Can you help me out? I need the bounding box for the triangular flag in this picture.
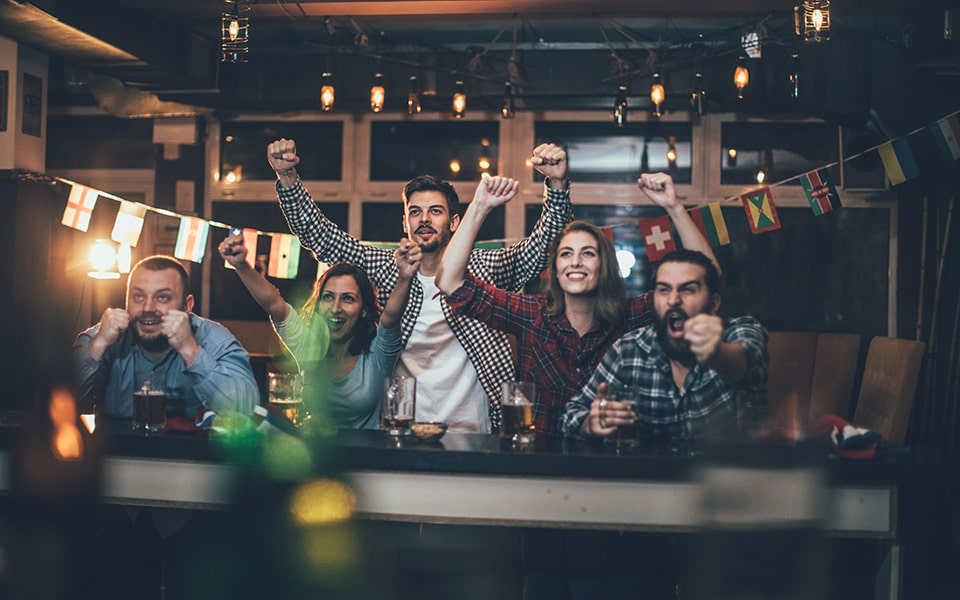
[741,186,781,234]
[174,216,210,263]
[268,233,301,279]
[931,113,960,162]
[799,168,842,216]
[61,183,99,232]
[689,203,730,247]
[638,215,676,262]
[601,225,614,244]
[223,227,258,270]
[111,201,147,246]
[878,139,920,186]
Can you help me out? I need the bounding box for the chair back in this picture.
[853,336,925,444]
[766,332,818,434]
[808,333,862,423]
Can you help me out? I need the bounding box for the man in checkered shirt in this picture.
[268,139,573,432]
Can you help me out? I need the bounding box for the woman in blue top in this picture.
[219,234,421,428]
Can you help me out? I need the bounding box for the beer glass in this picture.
[133,372,166,434]
[382,375,416,436]
[600,384,640,449]
[501,380,536,445]
[267,371,305,427]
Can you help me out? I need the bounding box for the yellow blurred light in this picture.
[290,479,356,525]
[370,73,385,113]
[478,157,491,170]
[49,386,83,460]
[449,159,462,174]
[320,72,335,111]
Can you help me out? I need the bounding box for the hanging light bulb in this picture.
[407,76,421,115]
[733,57,750,99]
[613,84,628,127]
[789,53,801,100]
[649,73,665,118]
[320,72,335,111]
[666,136,678,167]
[88,239,121,280]
[370,72,385,113]
[501,82,515,119]
[690,71,706,116]
[220,0,250,63]
[798,1,831,42]
[452,80,467,118]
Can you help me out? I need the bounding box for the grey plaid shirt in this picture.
[277,178,574,428]
[560,316,769,439]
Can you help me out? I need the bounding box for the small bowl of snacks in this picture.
[410,421,448,442]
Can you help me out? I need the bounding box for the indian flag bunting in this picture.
[111,201,147,246]
[689,203,730,246]
[61,183,99,231]
[174,216,209,263]
[268,234,301,279]
[638,215,676,261]
[931,113,960,162]
[799,168,842,216]
[878,139,920,186]
[741,186,781,234]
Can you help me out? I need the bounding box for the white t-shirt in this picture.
[395,273,490,433]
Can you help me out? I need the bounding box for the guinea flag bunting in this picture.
[268,233,301,279]
[111,201,147,246]
[638,214,676,261]
[174,216,210,263]
[741,186,781,234]
[799,168,842,216]
[61,183,100,231]
[930,113,960,162]
[878,138,920,186]
[689,203,730,246]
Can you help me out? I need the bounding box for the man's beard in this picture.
[413,226,446,253]
[130,313,170,353]
[655,307,695,364]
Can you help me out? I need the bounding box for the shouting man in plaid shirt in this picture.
[267,139,572,432]
[561,248,768,441]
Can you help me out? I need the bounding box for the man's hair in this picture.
[656,249,721,296]
[301,262,380,356]
[130,255,190,299]
[402,175,461,217]
[542,220,626,327]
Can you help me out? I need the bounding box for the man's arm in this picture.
[637,172,721,276]
[437,175,519,295]
[268,138,391,276]
[186,318,260,415]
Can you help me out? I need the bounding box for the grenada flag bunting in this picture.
[268,233,301,279]
[741,186,781,235]
[111,201,147,246]
[61,183,99,232]
[638,215,676,261]
[174,216,210,263]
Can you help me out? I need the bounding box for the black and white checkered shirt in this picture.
[277,179,574,428]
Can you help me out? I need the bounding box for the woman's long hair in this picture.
[542,221,626,327]
[301,262,381,356]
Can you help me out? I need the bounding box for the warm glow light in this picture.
[49,387,83,461]
[728,148,738,159]
[290,479,357,525]
[800,1,831,42]
[755,169,767,184]
[452,81,466,118]
[478,157,491,170]
[650,73,665,117]
[370,73,385,113]
[88,239,119,280]
[734,59,750,99]
[449,159,462,174]
[320,72,335,111]
[501,82,515,119]
[666,147,677,164]
[228,18,240,41]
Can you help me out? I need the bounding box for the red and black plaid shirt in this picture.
[446,273,654,437]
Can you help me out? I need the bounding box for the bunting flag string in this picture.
[37,109,959,268]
